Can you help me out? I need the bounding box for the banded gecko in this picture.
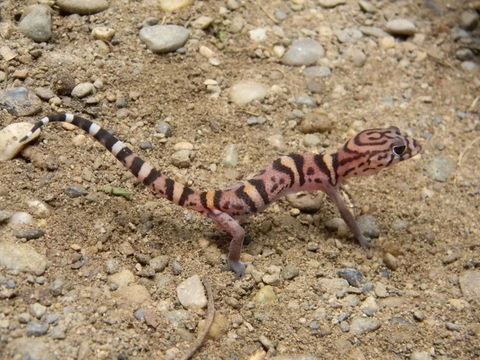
[21,114,421,279]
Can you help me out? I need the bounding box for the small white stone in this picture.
[273,45,285,58]
[223,144,238,168]
[176,275,207,309]
[72,134,87,147]
[199,45,216,58]
[192,16,213,30]
[249,28,267,42]
[9,212,34,226]
[57,0,109,15]
[30,303,47,319]
[0,122,40,161]
[139,25,189,53]
[71,82,94,98]
[386,18,416,36]
[173,142,193,151]
[229,80,267,106]
[27,200,51,218]
[158,0,193,11]
[92,26,115,41]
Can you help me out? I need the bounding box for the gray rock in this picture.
[50,278,65,296]
[0,87,42,116]
[282,39,325,66]
[303,66,331,78]
[337,268,364,287]
[26,321,49,336]
[410,351,432,360]
[15,229,45,240]
[5,338,52,360]
[19,5,52,42]
[425,156,456,182]
[385,19,417,36]
[286,193,323,213]
[170,259,183,275]
[71,82,94,98]
[461,61,478,72]
[149,255,169,272]
[359,26,390,38]
[0,241,47,275]
[350,316,381,335]
[459,270,480,300]
[358,0,376,13]
[229,80,267,105]
[64,185,88,198]
[336,28,363,43]
[318,0,346,8]
[283,265,299,280]
[459,10,479,30]
[9,212,34,226]
[303,134,321,147]
[57,0,109,15]
[45,314,59,324]
[139,25,189,53]
[171,149,193,168]
[357,214,380,238]
[346,48,367,67]
[456,48,474,61]
[318,278,349,295]
[30,303,47,319]
[247,116,266,125]
[296,95,316,107]
[155,121,172,137]
[105,259,119,274]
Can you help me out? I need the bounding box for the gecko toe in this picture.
[224,261,250,281]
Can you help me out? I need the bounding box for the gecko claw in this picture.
[223,261,251,281]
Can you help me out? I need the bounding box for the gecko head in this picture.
[338,126,422,179]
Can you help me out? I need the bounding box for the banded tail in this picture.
[21,114,203,212]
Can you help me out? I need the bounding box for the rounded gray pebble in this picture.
[19,5,52,42]
[155,122,172,137]
[357,214,380,238]
[139,25,190,53]
[282,39,325,66]
[303,66,331,78]
[0,87,42,116]
[64,186,88,198]
[385,19,417,36]
[425,156,456,182]
[57,0,109,15]
[26,321,49,336]
[15,229,45,240]
[337,268,364,287]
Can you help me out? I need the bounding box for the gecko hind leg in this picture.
[208,210,250,280]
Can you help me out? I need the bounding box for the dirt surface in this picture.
[1,0,479,359]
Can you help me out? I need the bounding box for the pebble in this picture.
[56,0,109,15]
[412,310,425,322]
[149,255,169,272]
[346,48,367,67]
[336,28,363,43]
[349,316,381,335]
[247,116,266,125]
[383,252,400,271]
[303,134,321,147]
[296,95,316,107]
[303,66,331,78]
[360,26,390,38]
[92,26,115,41]
[104,259,119,274]
[283,265,299,280]
[71,82,94,98]
[8,212,34,226]
[223,144,239,167]
[461,61,478,72]
[176,275,207,309]
[27,200,51,218]
[15,229,45,240]
[0,241,47,275]
[171,150,193,168]
[0,122,40,161]
[0,87,42,116]
[108,269,134,289]
[5,339,52,360]
[337,268,364,287]
[425,156,456,182]
[114,284,151,307]
[249,28,268,42]
[155,121,172,137]
[286,193,323,213]
[262,265,282,285]
[139,25,189,53]
[192,16,214,30]
[158,0,193,11]
[360,296,379,316]
[26,321,49,336]
[50,279,64,296]
[358,0,376,13]
[229,80,267,105]
[0,210,12,223]
[298,112,333,133]
[459,10,479,31]
[456,48,474,61]
[317,278,349,295]
[318,0,346,8]
[267,134,286,151]
[459,270,480,300]
[324,217,349,238]
[30,303,47,319]
[253,285,276,304]
[45,314,59,324]
[282,39,325,66]
[385,19,417,36]
[410,351,432,360]
[357,214,379,238]
[64,185,88,198]
[198,313,229,340]
[19,5,52,42]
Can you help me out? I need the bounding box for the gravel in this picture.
[139,25,190,53]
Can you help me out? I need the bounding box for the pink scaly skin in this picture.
[21,114,422,279]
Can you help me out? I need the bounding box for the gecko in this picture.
[20,114,422,279]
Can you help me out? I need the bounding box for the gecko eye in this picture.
[392,145,406,156]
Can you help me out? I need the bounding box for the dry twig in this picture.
[179,276,215,360]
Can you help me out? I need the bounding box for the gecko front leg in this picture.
[208,210,248,279]
[325,186,371,249]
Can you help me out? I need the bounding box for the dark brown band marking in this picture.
[165,178,175,201]
[143,168,161,186]
[200,192,208,209]
[272,158,295,187]
[235,185,257,213]
[130,157,144,177]
[288,154,305,186]
[116,147,133,163]
[248,179,269,205]
[178,186,194,206]
[213,190,223,210]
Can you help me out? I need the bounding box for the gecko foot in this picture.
[358,235,373,249]
[223,261,251,281]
